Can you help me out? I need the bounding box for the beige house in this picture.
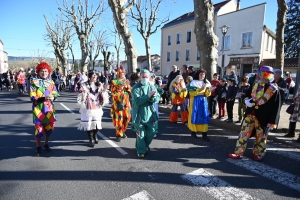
[160,0,237,76]
[0,40,9,74]
[121,54,161,74]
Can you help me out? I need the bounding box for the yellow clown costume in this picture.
[168,75,188,124]
[110,65,132,141]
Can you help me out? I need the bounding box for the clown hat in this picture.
[117,65,125,74]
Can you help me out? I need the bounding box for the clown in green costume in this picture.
[131,69,161,158]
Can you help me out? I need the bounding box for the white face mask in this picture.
[141,78,149,85]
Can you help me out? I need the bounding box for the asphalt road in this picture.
[0,89,299,200]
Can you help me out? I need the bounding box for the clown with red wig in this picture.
[30,62,58,156]
[229,66,280,161]
[110,65,132,142]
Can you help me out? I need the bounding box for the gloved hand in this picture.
[148,90,156,98]
[244,99,252,107]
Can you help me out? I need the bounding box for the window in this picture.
[167,51,171,62]
[224,35,230,50]
[196,50,200,61]
[270,38,273,53]
[176,50,180,62]
[185,49,191,61]
[186,30,191,43]
[242,32,253,48]
[168,35,172,46]
[176,33,181,44]
[266,35,269,51]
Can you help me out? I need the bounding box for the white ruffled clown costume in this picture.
[77,75,109,147]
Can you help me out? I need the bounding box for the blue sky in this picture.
[1,0,278,60]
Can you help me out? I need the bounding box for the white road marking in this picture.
[123,190,155,200]
[97,131,128,155]
[60,103,75,114]
[182,168,259,200]
[267,144,300,161]
[227,157,300,192]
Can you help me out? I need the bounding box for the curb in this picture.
[158,105,300,148]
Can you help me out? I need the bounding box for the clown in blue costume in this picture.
[187,69,216,141]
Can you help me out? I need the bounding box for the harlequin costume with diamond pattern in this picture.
[30,63,58,139]
[110,65,132,138]
[229,66,280,161]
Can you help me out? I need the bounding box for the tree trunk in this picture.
[145,39,152,71]
[108,0,138,76]
[193,0,219,80]
[79,37,89,72]
[275,0,288,71]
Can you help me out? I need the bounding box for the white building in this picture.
[217,3,276,76]
[160,1,276,77]
[0,40,8,74]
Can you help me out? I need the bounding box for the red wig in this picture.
[36,62,52,74]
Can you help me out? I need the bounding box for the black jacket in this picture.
[216,84,227,102]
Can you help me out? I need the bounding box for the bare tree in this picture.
[101,45,111,72]
[131,0,170,71]
[44,14,73,75]
[111,20,123,69]
[57,0,105,72]
[276,0,288,71]
[108,0,138,75]
[91,30,108,70]
[193,0,219,80]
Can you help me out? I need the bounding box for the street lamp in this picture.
[220,25,230,77]
[89,41,95,71]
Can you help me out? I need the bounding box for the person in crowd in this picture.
[226,78,238,123]
[74,72,81,92]
[184,76,193,113]
[228,66,280,161]
[30,62,59,156]
[285,72,292,103]
[149,73,163,137]
[51,68,62,94]
[166,65,180,90]
[98,71,108,84]
[235,77,250,124]
[187,69,215,141]
[110,65,132,142]
[181,64,189,83]
[29,69,37,84]
[131,69,161,158]
[188,66,197,80]
[0,73,3,91]
[2,71,10,91]
[77,71,109,147]
[272,69,287,132]
[130,68,141,86]
[15,68,26,94]
[208,73,220,118]
[155,76,162,87]
[109,69,116,84]
[25,68,32,93]
[215,78,227,119]
[229,70,238,86]
[284,86,300,141]
[168,75,188,124]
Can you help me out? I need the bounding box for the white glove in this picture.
[244,99,252,107]
[148,90,156,98]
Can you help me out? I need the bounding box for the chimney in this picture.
[236,0,240,11]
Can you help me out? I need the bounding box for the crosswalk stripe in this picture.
[227,157,300,192]
[123,190,155,200]
[182,168,259,200]
[267,144,300,161]
[97,131,128,155]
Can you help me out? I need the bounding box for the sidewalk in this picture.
[158,100,300,148]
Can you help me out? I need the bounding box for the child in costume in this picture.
[77,71,109,147]
[168,75,188,124]
[30,62,58,156]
